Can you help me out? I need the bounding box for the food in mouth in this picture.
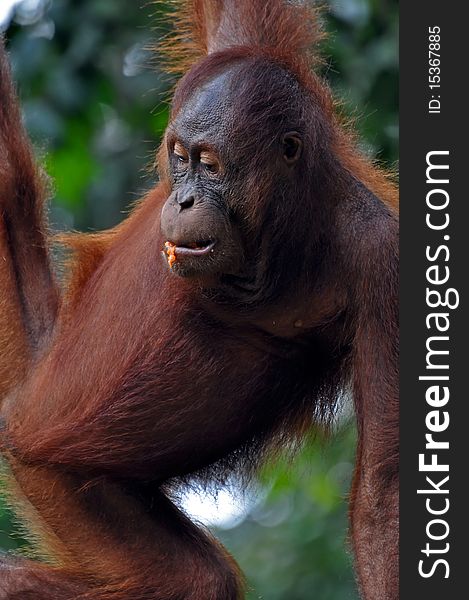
[164,240,215,269]
[164,241,177,268]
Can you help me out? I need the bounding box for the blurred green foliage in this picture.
[220,427,359,600]
[1,1,397,598]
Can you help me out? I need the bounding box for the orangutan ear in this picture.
[282,132,303,166]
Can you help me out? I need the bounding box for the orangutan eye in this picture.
[200,150,220,176]
[173,141,189,169]
[202,161,218,174]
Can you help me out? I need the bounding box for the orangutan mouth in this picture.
[163,240,215,268]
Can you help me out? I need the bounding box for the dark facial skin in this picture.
[160,68,302,279]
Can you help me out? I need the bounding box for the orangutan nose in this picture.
[177,192,195,210]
